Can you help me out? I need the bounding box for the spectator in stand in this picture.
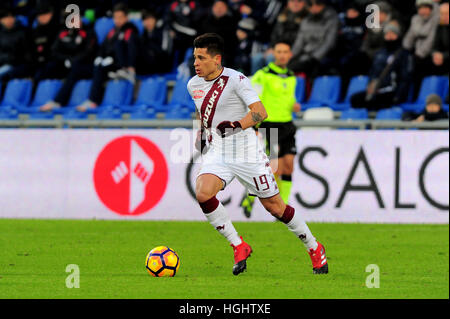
[136,9,173,76]
[271,0,309,47]
[350,21,413,111]
[431,2,449,74]
[361,1,393,63]
[251,0,309,75]
[336,2,367,90]
[0,8,32,84]
[233,17,258,75]
[288,0,339,78]
[403,0,440,98]
[76,3,139,112]
[38,18,98,111]
[167,0,203,66]
[32,3,60,86]
[414,93,449,121]
[200,0,239,66]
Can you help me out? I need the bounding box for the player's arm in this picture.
[239,101,268,130]
[216,101,267,137]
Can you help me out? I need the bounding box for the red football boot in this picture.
[231,237,252,275]
[308,242,328,274]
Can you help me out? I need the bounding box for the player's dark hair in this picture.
[273,39,292,49]
[113,2,129,15]
[193,33,225,57]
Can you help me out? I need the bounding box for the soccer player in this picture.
[240,40,300,217]
[188,33,328,275]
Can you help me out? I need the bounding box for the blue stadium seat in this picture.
[0,108,19,120]
[375,107,403,120]
[94,17,114,44]
[301,76,341,110]
[15,15,29,27]
[28,111,55,120]
[442,77,449,112]
[62,107,89,120]
[340,108,368,120]
[130,18,144,35]
[0,79,32,109]
[121,77,167,112]
[400,76,448,113]
[129,107,157,120]
[295,76,306,103]
[164,106,193,119]
[184,47,193,62]
[99,80,134,108]
[65,80,92,107]
[332,75,369,111]
[154,77,194,112]
[95,106,123,120]
[29,80,63,108]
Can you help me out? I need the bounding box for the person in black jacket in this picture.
[233,17,257,75]
[431,2,449,74]
[200,0,238,66]
[167,0,202,66]
[39,19,98,111]
[76,3,139,111]
[0,8,32,84]
[136,9,172,76]
[336,3,368,82]
[32,4,60,85]
[350,21,413,111]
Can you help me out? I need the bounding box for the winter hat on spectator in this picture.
[237,18,256,33]
[383,21,402,36]
[416,0,434,8]
[426,94,442,107]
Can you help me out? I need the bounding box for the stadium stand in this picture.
[399,76,449,113]
[332,75,369,111]
[93,79,134,111]
[120,76,167,112]
[301,76,341,110]
[340,108,369,121]
[0,1,447,128]
[0,79,32,109]
[94,17,114,44]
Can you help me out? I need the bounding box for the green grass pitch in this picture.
[0,219,448,299]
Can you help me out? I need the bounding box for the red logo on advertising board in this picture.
[93,136,168,216]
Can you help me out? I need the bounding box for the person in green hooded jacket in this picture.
[240,40,301,217]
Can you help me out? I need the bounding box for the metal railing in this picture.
[0,118,448,130]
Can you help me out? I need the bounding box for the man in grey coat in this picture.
[403,0,440,98]
[288,0,339,77]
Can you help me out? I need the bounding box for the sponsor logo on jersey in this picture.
[200,76,229,129]
[193,90,205,99]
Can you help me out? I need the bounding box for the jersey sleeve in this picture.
[250,70,264,96]
[186,79,193,98]
[235,73,261,107]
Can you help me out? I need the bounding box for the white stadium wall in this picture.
[0,129,448,224]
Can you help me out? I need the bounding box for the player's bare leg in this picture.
[240,156,282,218]
[259,194,328,274]
[196,174,252,275]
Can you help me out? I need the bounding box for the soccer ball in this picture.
[145,246,180,277]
